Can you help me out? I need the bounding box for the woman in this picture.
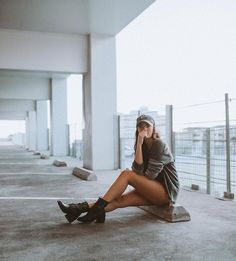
[58,114,179,224]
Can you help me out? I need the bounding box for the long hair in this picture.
[134,126,160,151]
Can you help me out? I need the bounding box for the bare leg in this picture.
[102,170,169,207]
[105,189,152,212]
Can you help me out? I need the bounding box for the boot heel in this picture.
[95,212,105,223]
[65,213,78,223]
[77,197,108,224]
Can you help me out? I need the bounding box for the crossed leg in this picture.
[101,170,170,212]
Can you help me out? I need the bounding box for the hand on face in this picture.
[137,129,148,145]
[137,125,153,145]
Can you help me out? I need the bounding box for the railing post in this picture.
[67,124,70,156]
[74,123,77,158]
[165,105,173,153]
[225,93,231,194]
[172,131,176,158]
[224,93,235,199]
[206,128,211,194]
[117,115,121,169]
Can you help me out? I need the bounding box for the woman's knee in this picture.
[120,170,136,183]
[119,170,132,179]
[120,169,130,174]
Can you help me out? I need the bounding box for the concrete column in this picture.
[83,34,117,170]
[12,133,25,146]
[25,116,30,149]
[50,78,68,156]
[28,111,37,151]
[36,100,49,151]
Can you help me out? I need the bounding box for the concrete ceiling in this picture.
[0,0,156,35]
[0,0,156,77]
[0,69,69,79]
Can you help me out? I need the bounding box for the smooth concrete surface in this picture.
[36,100,49,151]
[82,35,117,170]
[0,30,88,73]
[28,111,37,151]
[0,141,236,261]
[0,1,156,36]
[50,78,68,156]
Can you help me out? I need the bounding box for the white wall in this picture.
[0,99,35,111]
[0,76,50,100]
[0,29,88,73]
[0,112,26,120]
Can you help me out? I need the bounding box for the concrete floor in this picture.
[0,141,236,261]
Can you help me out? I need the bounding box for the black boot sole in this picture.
[78,211,105,224]
[65,213,78,223]
[95,211,105,223]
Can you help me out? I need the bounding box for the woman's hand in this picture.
[137,130,148,146]
[134,130,146,165]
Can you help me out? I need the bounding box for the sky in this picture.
[116,0,236,130]
[116,0,236,113]
[1,0,236,137]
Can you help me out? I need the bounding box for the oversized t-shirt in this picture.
[132,138,179,203]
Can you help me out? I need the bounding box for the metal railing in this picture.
[173,93,235,199]
[68,93,236,200]
[118,93,235,199]
[68,123,83,160]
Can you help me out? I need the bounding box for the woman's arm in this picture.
[131,130,147,174]
[134,142,143,165]
[144,139,165,179]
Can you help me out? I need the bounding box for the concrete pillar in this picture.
[25,116,30,149]
[36,100,49,151]
[28,111,37,150]
[50,78,68,156]
[12,133,25,146]
[83,34,117,170]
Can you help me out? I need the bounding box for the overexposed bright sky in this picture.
[1,0,236,137]
[116,0,236,131]
[0,120,25,138]
[116,0,236,113]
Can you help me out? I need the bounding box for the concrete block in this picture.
[139,204,191,223]
[53,160,67,167]
[40,154,50,159]
[191,184,199,190]
[72,167,97,181]
[224,192,234,200]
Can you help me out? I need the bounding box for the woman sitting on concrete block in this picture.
[57,114,179,224]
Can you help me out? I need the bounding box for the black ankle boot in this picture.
[57,200,89,223]
[77,197,109,224]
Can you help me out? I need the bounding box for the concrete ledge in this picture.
[191,184,199,190]
[224,192,234,200]
[33,151,41,155]
[72,167,97,181]
[40,154,50,159]
[139,204,191,223]
[53,160,67,167]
